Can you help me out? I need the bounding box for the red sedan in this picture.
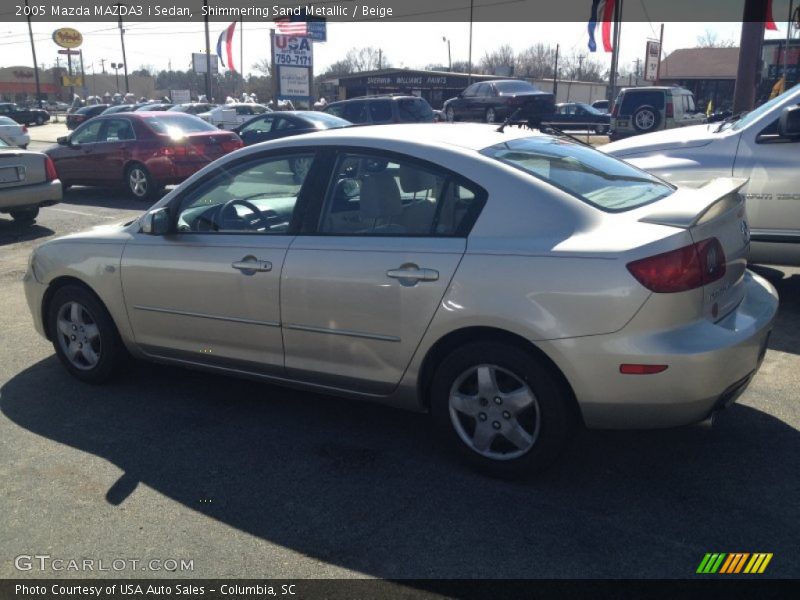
[47,112,243,200]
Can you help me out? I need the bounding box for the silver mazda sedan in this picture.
[23,124,778,478]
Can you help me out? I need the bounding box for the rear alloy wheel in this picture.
[633,106,660,133]
[485,107,497,124]
[431,341,573,478]
[35,115,45,126]
[446,106,456,122]
[9,207,39,224]
[48,285,125,383]
[126,164,155,201]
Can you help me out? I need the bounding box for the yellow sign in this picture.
[62,75,84,87]
[52,28,83,49]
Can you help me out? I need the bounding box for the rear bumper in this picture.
[0,180,61,211]
[541,270,778,429]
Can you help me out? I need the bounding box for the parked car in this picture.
[0,138,61,224]
[46,112,242,200]
[198,103,271,129]
[66,104,110,130]
[233,110,350,146]
[609,86,706,140]
[25,123,777,478]
[591,99,610,114]
[602,83,800,266]
[135,103,173,112]
[101,104,138,115]
[549,102,611,134]
[47,101,71,111]
[0,102,50,126]
[443,80,555,127]
[0,116,30,148]
[323,95,435,125]
[168,103,217,115]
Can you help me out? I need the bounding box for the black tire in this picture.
[632,105,660,133]
[125,163,156,201]
[445,106,456,122]
[35,115,45,126]
[20,144,28,150]
[485,107,497,124]
[9,206,39,224]
[430,341,574,479]
[47,284,126,383]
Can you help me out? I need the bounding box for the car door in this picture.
[50,118,105,184]
[732,113,800,238]
[458,84,480,119]
[90,117,136,184]
[120,149,319,374]
[280,149,484,394]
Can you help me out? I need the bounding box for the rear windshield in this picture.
[397,98,434,122]
[618,90,665,116]
[300,112,350,128]
[481,137,674,212]
[142,114,218,135]
[495,81,538,94]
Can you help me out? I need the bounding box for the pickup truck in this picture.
[602,84,800,266]
[0,102,51,126]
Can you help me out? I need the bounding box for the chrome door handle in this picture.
[386,265,439,285]
[231,256,272,273]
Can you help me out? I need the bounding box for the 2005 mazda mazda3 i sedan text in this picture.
[23,123,778,478]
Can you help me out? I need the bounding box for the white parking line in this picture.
[48,207,114,218]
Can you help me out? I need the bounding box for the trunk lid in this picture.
[0,150,46,189]
[640,178,750,321]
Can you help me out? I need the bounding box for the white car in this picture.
[0,115,31,148]
[602,84,800,266]
[23,124,776,478]
[197,103,271,130]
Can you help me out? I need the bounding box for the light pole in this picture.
[111,62,123,92]
[443,36,452,71]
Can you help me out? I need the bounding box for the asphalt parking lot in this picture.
[0,127,798,581]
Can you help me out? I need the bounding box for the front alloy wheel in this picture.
[446,106,455,122]
[127,165,153,200]
[55,301,102,371]
[485,107,497,123]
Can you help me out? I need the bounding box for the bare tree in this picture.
[480,44,515,75]
[515,44,557,79]
[696,29,737,48]
[345,47,389,72]
[251,58,272,77]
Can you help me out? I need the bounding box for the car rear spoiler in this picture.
[638,178,748,229]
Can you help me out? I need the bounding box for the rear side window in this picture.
[368,100,393,123]
[481,137,674,212]
[397,98,434,122]
[342,101,368,123]
[619,91,665,116]
[494,81,538,94]
[143,115,218,135]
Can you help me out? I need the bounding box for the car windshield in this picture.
[143,115,218,136]
[299,112,350,128]
[578,103,603,115]
[495,81,537,93]
[729,84,800,131]
[481,136,674,212]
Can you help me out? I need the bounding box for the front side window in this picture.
[342,101,368,123]
[175,153,315,234]
[102,119,135,142]
[481,137,674,212]
[318,152,482,236]
[369,100,393,122]
[72,120,104,144]
[240,116,274,134]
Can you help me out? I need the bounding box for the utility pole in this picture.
[443,36,452,71]
[655,23,664,84]
[117,3,129,93]
[783,0,795,89]
[608,0,624,102]
[467,0,474,85]
[99,58,107,74]
[634,57,641,85]
[25,0,43,107]
[553,43,560,99]
[203,0,212,100]
[577,54,585,81]
[733,0,769,112]
[378,48,382,70]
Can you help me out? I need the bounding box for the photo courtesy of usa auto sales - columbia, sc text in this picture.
[19,3,394,18]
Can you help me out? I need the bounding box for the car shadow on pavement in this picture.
[0,219,54,247]
[750,264,800,356]
[61,186,169,210]
[2,356,799,579]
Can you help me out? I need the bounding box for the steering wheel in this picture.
[220,198,269,231]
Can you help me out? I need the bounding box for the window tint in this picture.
[102,119,135,141]
[494,81,538,94]
[397,98,434,122]
[176,153,314,234]
[475,83,490,97]
[274,117,299,131]
[252,105,268,115]
[240,115,274,134]
[342,101,369,123]
[462,84,480,97]
[619,91,665,115]
[369,100,393,122]
[481,137,673,212]
[324,104,345,118]
[235,106,252,115]
[71,120,104,144]
[319,153,479,236]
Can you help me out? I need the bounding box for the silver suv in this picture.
[610,86,706,140]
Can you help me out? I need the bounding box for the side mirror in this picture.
[57,136,70,146]
[141,207,170,235]
[778,106,800,139]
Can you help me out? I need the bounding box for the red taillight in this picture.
[666,101,674,118]
[159,144,187,158]
[22,125,28,133]
[620,364,668,375]
[44,155,58,181]
[610,102,619,117]
[221,138,243,153]
[626,238,726,293]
